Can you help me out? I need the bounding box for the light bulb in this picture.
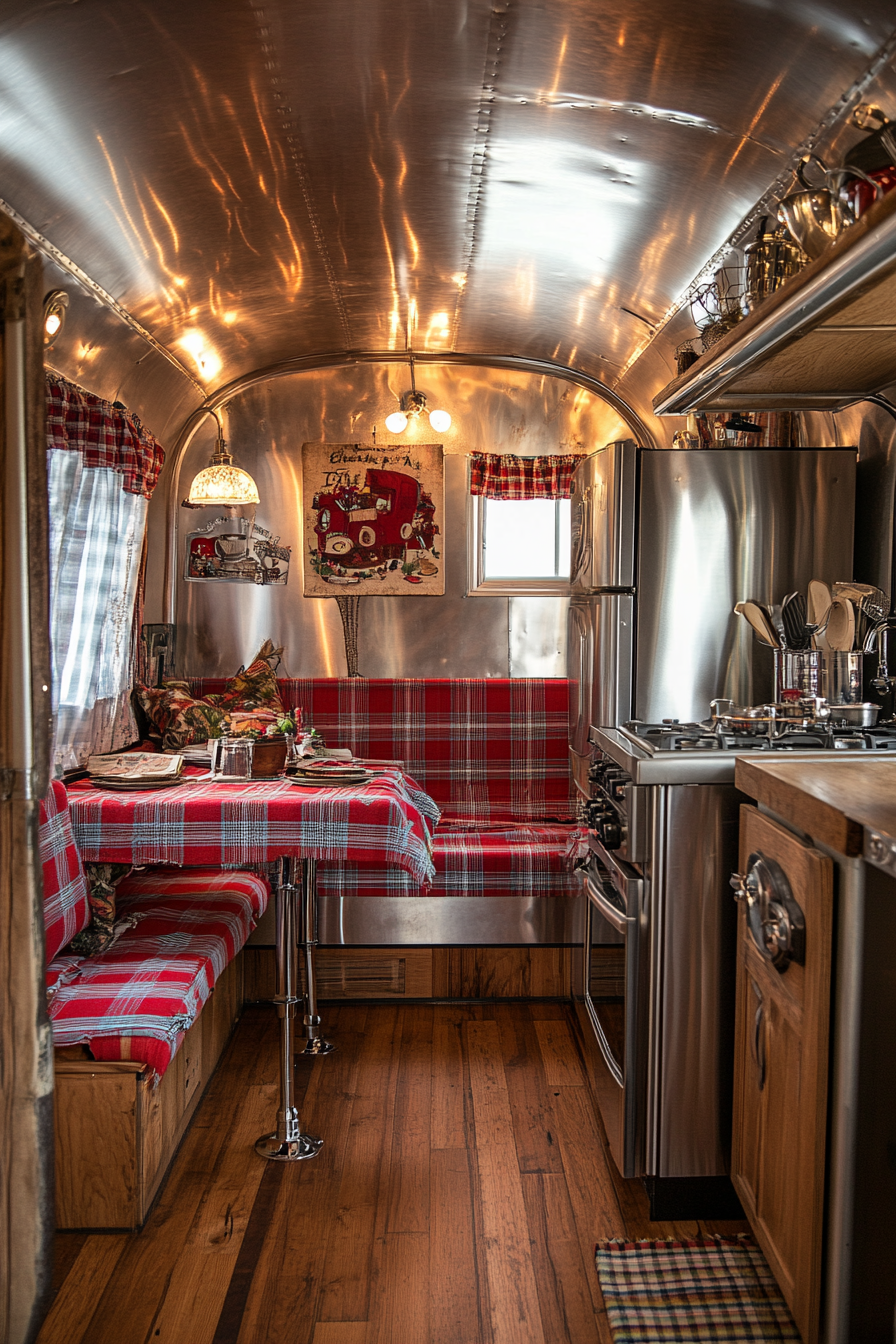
[429,409,451,433]
[385,411,408,433]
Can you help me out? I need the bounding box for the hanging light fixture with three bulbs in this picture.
[181,408,260,508]
[384,358,452,435]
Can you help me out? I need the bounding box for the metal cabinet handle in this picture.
[750,976,766,1092]
[731,852,806,970]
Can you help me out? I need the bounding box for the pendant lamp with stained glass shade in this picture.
[182,410,259,508]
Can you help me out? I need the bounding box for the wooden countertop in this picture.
[734,758,896,858]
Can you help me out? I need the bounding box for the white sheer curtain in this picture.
[48,451,148,771]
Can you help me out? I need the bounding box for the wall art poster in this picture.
[303,442,444,595]
[184,516,291,585]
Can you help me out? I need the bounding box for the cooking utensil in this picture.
[782,591,810,649]
[832,582,888,646]
[807,579,833,652]
[843,104,896,216]
[777,154,881,259]
[826,702,880,728]
[825,596,856,652]
[735,601,780,647]
[714,705,778,736]
[774,649,822,700]
[743,216,806,311]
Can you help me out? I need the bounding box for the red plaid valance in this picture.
[46,372,166,499]
[468,451,583,500]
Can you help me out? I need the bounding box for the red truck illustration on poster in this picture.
[302,443,444,595]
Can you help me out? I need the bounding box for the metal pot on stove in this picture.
[710,696,830,736]
[710,700,779,735]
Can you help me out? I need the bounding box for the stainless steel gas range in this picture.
[576,718,896,1220]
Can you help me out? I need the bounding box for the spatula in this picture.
[782,592,810,649]
[807,579,832,652]
[825,596,856,652]
[734,601,780,647]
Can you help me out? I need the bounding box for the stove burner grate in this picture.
[626,719,896,753]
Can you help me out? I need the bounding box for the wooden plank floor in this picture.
[37,1003,747,1344]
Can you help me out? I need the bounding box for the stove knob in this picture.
[581,800,610,828]
[601,821,623,850]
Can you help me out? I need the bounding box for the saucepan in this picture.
[825,702,880,728]
[710,702,779,735]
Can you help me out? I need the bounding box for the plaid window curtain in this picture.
[46,374,165,772]
[468,452,583,500]
[46,372,166,498]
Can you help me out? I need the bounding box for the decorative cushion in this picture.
[134,683,230,750]
[137,639,284,749]
[316,824,580,899]
[214,639,284,711]
[68,862,134,957]
[47,867,269,1081]
[39,781,91,963]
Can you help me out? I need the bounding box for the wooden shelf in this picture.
[653,188,896,415]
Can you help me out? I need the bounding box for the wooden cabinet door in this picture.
[732,806,833,1344]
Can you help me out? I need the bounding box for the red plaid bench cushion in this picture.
[191,677,576,825]
[46,868,269,1081]
[316,825,578,899]
[40,781,91,963]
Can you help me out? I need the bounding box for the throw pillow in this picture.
[136,639,285,750]
[69,862,134,956]
[216,638,284,712]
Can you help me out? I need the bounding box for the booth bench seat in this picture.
[40,782,269,1229]
[191,677,584,953]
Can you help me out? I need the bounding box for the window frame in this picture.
[466,491,571,597]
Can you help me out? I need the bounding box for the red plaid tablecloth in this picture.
[67,768,439,887]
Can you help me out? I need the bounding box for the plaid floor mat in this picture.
[595,1237,800,1342]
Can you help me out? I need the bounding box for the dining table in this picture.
[67,765,440,1161]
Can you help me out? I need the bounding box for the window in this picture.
[45,373,165,771]
[467,494,571,595]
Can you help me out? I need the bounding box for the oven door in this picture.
[583,839,647,1178]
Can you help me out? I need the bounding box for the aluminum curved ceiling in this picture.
[1,0,894,407]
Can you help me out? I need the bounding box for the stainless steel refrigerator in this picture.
[568,441,857,792]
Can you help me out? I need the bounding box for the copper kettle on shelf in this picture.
[777,152,881,260]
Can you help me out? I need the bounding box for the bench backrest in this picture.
[39,780,90,962]
[191,677,576,825]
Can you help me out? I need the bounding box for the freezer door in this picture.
[635,448,855,723]
[570,440,638,592]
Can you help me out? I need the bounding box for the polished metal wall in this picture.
[168,362,630,677]
[1,0,894,432]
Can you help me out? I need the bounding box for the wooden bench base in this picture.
[53,954,243,1231]
[243,945,574,1002]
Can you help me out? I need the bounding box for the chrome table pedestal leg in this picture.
[298,857,335,1056]
[255,857,323,1161]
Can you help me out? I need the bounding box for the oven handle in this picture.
[585,872,629,936]
[588,836,644,915]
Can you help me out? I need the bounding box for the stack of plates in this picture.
[288,763,375,788]
[92,775,185,791]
